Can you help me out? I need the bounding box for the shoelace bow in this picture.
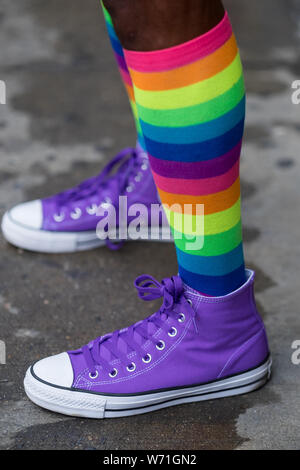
[82,275,195,378]
[53,147,140,206]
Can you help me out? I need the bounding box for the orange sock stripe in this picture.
[125,83,136,103]
[129,34,237,92]
[158,177,241,215]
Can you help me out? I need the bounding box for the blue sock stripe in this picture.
[176,243,245,276]
[140,96,245,145]
[142,119,245,162]
[179,264,247,297]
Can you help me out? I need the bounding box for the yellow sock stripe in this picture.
[132,54,242,110]
[163,198,242,236]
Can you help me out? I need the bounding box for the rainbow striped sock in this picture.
[101,2,145,149]
[124,13,247,296]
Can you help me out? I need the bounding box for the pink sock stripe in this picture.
[152,160,239,196]
[124,12,231,72]
[119,67,133,87]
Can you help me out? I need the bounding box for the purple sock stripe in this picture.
[114,52,130,74]
[148,141,241,179]
[152,159,239,196]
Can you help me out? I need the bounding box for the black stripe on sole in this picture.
[104,376,269,413]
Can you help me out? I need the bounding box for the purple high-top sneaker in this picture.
[24,269,271,419]
[2,146,168,253]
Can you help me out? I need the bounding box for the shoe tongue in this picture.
[112,312,164,358]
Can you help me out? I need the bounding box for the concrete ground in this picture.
[0,0,300,450]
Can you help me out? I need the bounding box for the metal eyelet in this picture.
[178,313,185,323]
[135,172,143,182]
[126,184,134,193]
[187,299,193,306]
[53,212,65,222]
[156,340,165,351]
[70,208,82,220]
[109,368,118,378]
[168,327,177,338]
[86,204,98,215]
[126,362,136,372]
[89,370,99,379]
[141,163,148,171]
[142,354,152,364]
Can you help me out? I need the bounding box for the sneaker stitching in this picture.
[74,319,192,387]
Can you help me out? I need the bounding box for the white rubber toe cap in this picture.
[33,352,74,388]
[9,199,43,229]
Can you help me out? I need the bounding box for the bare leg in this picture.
[103,0,247,296]
[102,0,225,51]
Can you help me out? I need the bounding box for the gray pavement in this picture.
[0,0,300,450]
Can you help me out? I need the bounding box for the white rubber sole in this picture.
[2,211,172,253]
[24,356,272,419]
